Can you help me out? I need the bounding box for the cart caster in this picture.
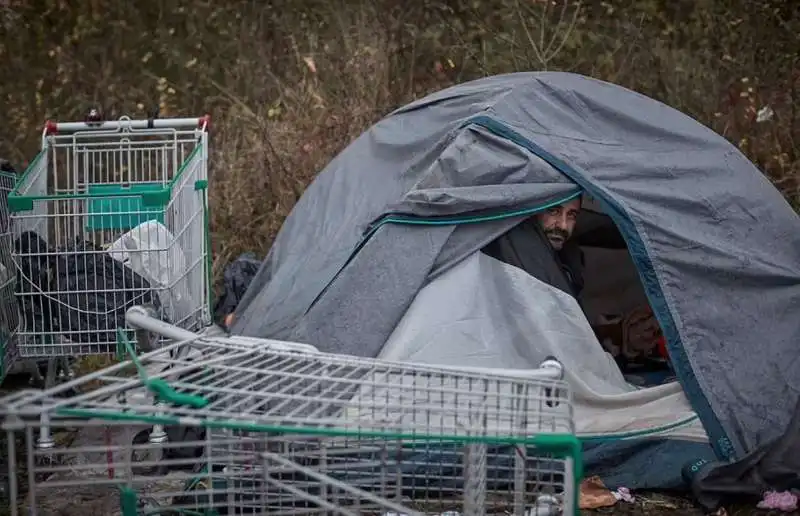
[130,428,168,476]
[528,493,562,516]
[540,356,564,379]
[540,356,564,408]
[148,424,168,444]
[36,435,55,450]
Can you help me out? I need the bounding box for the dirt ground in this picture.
[583,496,791,516]
[2,435,784,516]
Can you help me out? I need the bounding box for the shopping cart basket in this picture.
[0,307,582,516]
[7,113,212,359]
[0,167,20,382]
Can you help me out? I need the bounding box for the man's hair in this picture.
[563,193,583,208]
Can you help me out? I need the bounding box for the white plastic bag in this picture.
[107,220,195,323]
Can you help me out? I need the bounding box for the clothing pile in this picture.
[13,230,161,345]
[593,304,673,386]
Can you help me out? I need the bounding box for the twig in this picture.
[544,1,582,64]
[515,0,547,69]
[608,11,646,83]
[542,0,570,59]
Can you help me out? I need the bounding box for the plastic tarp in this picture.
[379,251,707,443]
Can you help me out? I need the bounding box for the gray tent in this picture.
[230,71,800,504]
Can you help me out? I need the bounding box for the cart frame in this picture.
[6,114,213,359]
[0,306,583,516]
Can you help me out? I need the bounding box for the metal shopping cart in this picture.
[0,307,582,516]
[7,113,212,363]
[0,166,20,383]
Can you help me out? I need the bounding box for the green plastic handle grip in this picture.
[146,378,209,409]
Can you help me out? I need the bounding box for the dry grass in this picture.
[0,1,798,514]
[0,0,797,288]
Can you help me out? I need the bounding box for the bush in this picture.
[1,0,797,282]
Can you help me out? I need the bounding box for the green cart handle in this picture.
[116,328,210,409]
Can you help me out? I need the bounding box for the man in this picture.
[536,197,581,252]
[484,196,668,371]
[534,196,584,299]
[481,195,585,302]
[536,197,667,371]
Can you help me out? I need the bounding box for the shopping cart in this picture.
[7,113,212,361]
[0,307,582,516]
[0,167,20,383]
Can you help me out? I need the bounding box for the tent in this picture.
[229,71,800,503]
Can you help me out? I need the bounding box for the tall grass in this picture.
[1,0,796,284]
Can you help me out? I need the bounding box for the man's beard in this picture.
[545,228,569,249]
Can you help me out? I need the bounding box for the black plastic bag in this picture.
[213,252,261,325]
[14,231,161,345]
[13,231,58,335]
[51,238,161,344]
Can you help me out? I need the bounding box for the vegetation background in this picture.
[0,1,798,513]
[1,0,798,284]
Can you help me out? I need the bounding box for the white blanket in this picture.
[378,252,708,442]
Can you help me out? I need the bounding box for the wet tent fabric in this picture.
[230,71,800,497]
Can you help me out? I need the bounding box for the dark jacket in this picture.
[480,217,585,304]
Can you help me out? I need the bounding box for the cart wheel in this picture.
[130,428,168,476]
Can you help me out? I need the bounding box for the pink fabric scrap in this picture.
[756,491,798,512]
[612,487,635,503]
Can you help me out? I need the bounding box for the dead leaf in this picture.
[302,56,317,74]
[579,475,618,509]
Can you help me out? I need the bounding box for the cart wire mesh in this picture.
[0,169,20,382]
[7,116,211,359]
[0,319,581,516]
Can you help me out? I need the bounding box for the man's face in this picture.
[535,198,581,251]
